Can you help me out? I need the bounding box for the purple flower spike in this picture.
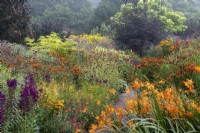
[45,74,50,82]
[0,91,6,107]
[7,79,17,89]
[19,74,39,112]
[19,88,31,112]
[0,91,6,125]
[0,107,4,125]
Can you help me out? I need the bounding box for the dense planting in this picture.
[1,34,200,132]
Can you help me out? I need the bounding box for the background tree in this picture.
[0,0,30,43]
[112,3,166,55]
[28,0,92,38]
[170,0,200,38]
[111,1,187,55]
[89,0,124,30]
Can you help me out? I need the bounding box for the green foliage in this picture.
[25,32,77,52]
[89,0,123,29]
[81,47,122,89]
[1,32,200,133]
[112,2,187,34]
[28,0,92,36]
[90,23,114,37]
[169,0,200,22]
[0,0,30,43]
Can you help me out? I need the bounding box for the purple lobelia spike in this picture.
[0,91,6,125]
[7,79,17,90]
[19,74,39,112]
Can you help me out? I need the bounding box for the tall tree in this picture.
[90,0,123,28]
[28,0,92,37]
[0,0,30,43]
[112,2,187,54]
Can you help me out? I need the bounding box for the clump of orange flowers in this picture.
[184,63,196,73]
[89,105,115,133]
[141,57,164,67]
[130,79,144,90]
[90,79,200,132]
[109,88,116,95]
[195,66,200,72]
[183,79,194,93]
[71,66,81,76]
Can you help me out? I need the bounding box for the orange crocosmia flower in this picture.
[82,106,87,113]
[89,124,97,133]
[105,105,115,115]
[126,99,137,111]
[97,99,101,105]
[95,116,101,121]
[145,82,155,90]
[75,129,81,133]
[115,107,127,121]
[98,120,105,128]
[132,80,143,90]
[183,79,194,93]
[195,66,200,72]
[127,121,134,127]
[106,118,112,124]
[100,111,107,120]
[185,111,193,118]
[109,89,116,95]
[125,89,130,94]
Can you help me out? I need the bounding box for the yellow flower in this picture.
[183,79,194,93]
[195,66,200,72]
[159,40,171,47]
[54,100,64,109]
[158,80,165,84]
[109,89,116,95]
[145,82,155,90]
[183,79,193,88]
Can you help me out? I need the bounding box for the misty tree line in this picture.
[0,0,200,53]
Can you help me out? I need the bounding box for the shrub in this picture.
[25,32,77,53]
